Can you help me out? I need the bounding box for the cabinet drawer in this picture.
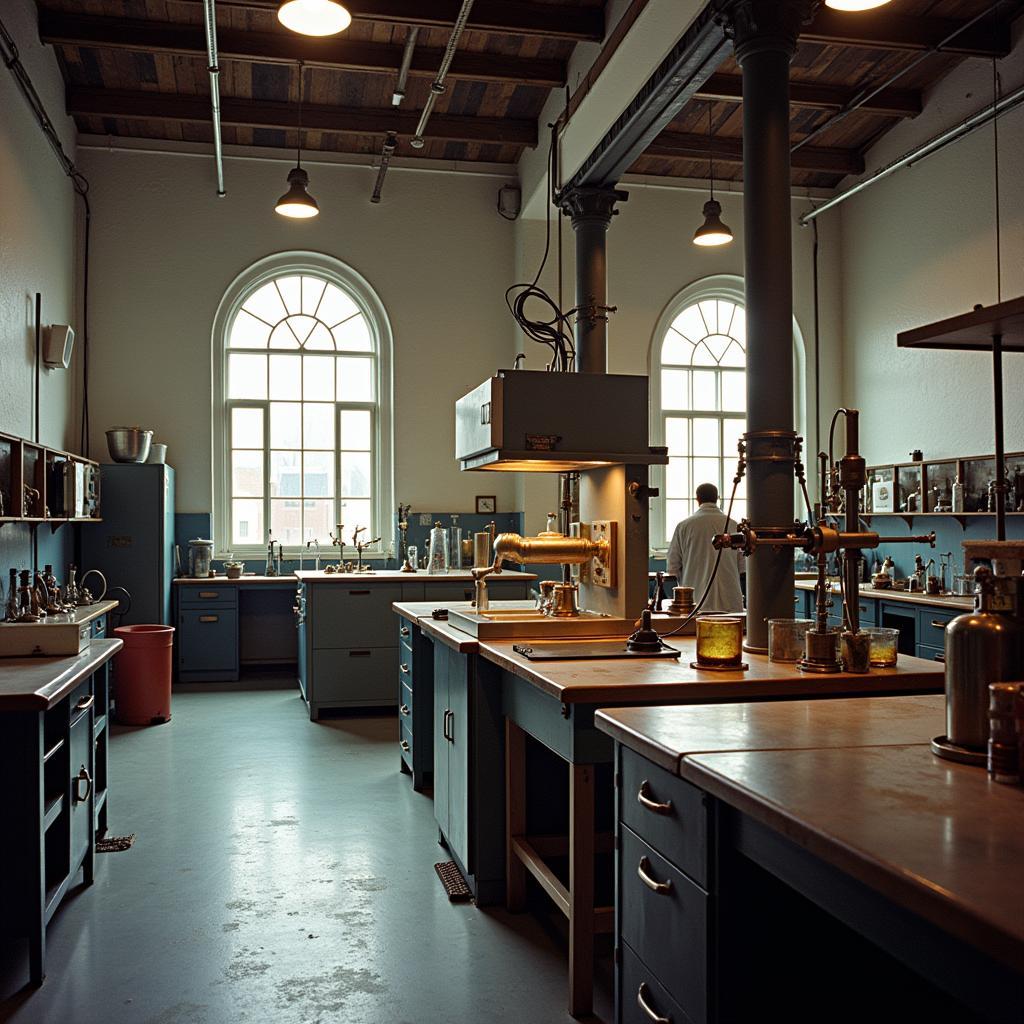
[398,619,414,645]
[400,720,413,761]
[311,647,397,705]
[620,747,708,887]
[424,582,474,602]
[312,584,401,648]
[621,943,694,1024]
[916,643,945,664]
[177,608,238,672]
[399,681,413,720]
[398,649,413,686]
[918,608,957,649]
[620,826,708,1024]
[69,701,94,870]
[179,587,237,609]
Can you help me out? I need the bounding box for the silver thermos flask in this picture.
[944,566,1024,749]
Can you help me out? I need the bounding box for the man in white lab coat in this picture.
[666,483,745,613]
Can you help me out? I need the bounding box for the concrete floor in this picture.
[0,686,611,1024]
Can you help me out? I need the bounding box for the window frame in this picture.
[212,252,394,560]
[649,274,805,553]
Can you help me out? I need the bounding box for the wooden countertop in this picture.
[684,744,1024,973]
[795,579,972,612]
[595,695,944,773]
[0,638,123,711]
[298,569,536,582]
[174,575,297,585]
[393,600,537,653]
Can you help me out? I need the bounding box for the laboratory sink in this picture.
[448,605,635,639]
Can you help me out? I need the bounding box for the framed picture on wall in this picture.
[475,495,496,514]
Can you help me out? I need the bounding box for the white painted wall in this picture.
[834,38,1024,464]
[76,147,520,516]
[512,181,844,538]
[0,0,79,449]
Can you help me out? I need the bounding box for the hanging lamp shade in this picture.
[278,0,352,36]
[693,199,732,247]
[275,167,319,218]
[824,0,892,9]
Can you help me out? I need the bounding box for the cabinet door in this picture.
[446,647,470,868]
[178,608,238,672]
[297,617,308,701]
[69,698,94,873]
[433,641,450,837]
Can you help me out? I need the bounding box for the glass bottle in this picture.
[951,476,964,513]
[428,523,449,574]
[449,514,463,571]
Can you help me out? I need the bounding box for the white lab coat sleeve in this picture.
[666,523,683,579]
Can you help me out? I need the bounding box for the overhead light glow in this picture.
[824,0,892,10]
[275,167,319,218]
[693,199,733,247]
[277,0,352,36]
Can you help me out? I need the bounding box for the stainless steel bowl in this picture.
[106,427,153,463]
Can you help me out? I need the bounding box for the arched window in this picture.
[650,275,805,548]
[213,253,393,557]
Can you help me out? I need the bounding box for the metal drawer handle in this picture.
[637,983,671,1024]
[933,654,946,663]
[637,780,673,815]
[930,620,949,629]
[349,590,371,596]
[349,650,371,658]
[74,764,93,803]
[400,662,410,675]
[443,709,454,743]
[859,604,867,612]
[400,739,410,753]
[400,626,410,637]
[637,857,672,895]
[74,694,95,712]
[199,615,219,623]
[400,703,410,717]
[198,591,219,598]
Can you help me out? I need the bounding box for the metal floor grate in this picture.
[434,860,472,902]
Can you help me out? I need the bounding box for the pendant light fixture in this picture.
[277,0,351,36]
[824,0,892,9]
[275,63,319,219]
[693,104,733,247]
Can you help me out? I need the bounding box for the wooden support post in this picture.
[505,718,527,913]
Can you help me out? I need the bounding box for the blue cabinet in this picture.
[397,616,434,791]
[176,585,239,682]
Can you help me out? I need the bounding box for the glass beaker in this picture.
[694,614,745,669]
[406,545,418,570]
[768,618,814,663]
[428,523,449,574]
[449,516,463,571]
[863,627,900,667]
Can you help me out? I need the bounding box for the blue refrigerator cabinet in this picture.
[81,463,176,625]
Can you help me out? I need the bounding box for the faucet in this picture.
[307,539,321,572]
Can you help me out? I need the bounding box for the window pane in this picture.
[661,329,692,366]
[318,283,360,327]
[730,306,746,348]
[665,417,689,456]
[243,281,287,325]
[721,372,746,412]
[337,357,375,401]
[270,450,302,497]
[673,304,705,342]
[666,458,689,501]
[303,404,334,450]
[270,500,303,548]
[270,402,301,448]
[231,407,263,449]
[304,321,334,351]
[698,299,718,334]
[232,450,263,497]
[232,498,264,546]
[229,310,271,349]
[332,314,372,352]
[693,418,720,457]
[303,451,335,497]
[301,276,326,316]
[692,370,717,411]
[301,500,333,543]
[692,342,718,366]
[340,409,372,451]
[287,314,319,347]
[269,354,302,400]
[228,354,267,399]
[723,418,745,460]
[728,499,747,524]
[269,321,301,349]
[719,300,737,337]
[665,499,690,543]
[721,341,745,367]
[341,498,372,535]
[661,369,689,411]
[704,333,731,363]
[693,457,720,492]
[341,451,372,498]
[276,275,302,316]
[304,355,336,401]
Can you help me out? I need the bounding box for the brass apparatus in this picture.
[488,531,608,567]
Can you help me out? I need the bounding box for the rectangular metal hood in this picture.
[455,370,667,471]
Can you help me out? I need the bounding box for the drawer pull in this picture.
[637,984,672,1024]
[400,739,410,753]
[930,620,949,630]
[859,604,868,613]
[349,650,371,658]
[400,704,410,717]
[637,857,672,895]
[199,615,219,623]
[74,694,95,713]
[443,709,454,743]
[637,780,673,815]
[198,591,219,599]
[74,764,93,804]
[933,654,946,663]
[400,662,410,675]
[349,590,371,596]
[400,626,410,638]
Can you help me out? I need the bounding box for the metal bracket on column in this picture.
[556,185,628,225]
[742,430,799,463]
[715,0,817,59]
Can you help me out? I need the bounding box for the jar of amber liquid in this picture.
[691,614,748,671]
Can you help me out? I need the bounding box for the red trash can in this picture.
[113,625,175,725]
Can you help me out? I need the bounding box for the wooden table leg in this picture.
[569,762,595,1019]
[505,718,527,912]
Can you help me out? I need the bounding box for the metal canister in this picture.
[473,532,492,568]
[944,567,1024,750]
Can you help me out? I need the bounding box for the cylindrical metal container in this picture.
[945,569,1024,750]
[473,532,492,568]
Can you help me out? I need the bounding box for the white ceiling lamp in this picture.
[693,104,733,248]
[275,63,320,219]
[824,0,893,10]
[277,0,352,36]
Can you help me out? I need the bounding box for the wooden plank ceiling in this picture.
[38,0,1022,188]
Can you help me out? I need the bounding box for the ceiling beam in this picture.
[695,73,921,119]
[804,8,1011,58]
[38,11,565,88]
[151,0,604,42]
[647,131,864,176]
[65,87,538,146]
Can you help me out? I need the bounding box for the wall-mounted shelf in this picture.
[0,431,101,528]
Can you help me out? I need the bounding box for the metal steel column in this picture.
[558,187,628,373]
[726,0,812,650]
